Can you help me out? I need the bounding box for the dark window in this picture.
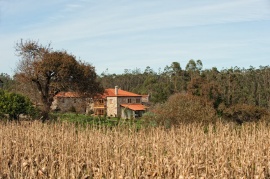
[136,99,141,103]
[135,111,142,118]
[99,99,104,104]
[128,98,132,103]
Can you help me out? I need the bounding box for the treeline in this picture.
[100,60,270,107]
[3,60,270,109]
[2,59,270,122]
[100,60,270,122]
[100,60,203,103]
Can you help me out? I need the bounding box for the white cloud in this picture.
[2,0,267,42]
[5,0,268,39]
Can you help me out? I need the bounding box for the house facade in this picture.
[93,86,148,119]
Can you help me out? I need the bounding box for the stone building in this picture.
[93,86,148,119]
[51,87,148,119]
[51,92,88,113]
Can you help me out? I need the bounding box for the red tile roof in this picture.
[55,88,142,98]
[104,88,141,97]
[121,104,147,111]
[55,92,81,98]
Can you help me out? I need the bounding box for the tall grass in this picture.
[0,120,270,178]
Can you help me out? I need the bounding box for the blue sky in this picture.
[0,0,269,76]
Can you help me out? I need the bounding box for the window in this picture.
[74,99,76,103]
[128,98,132,103]
[135,111,141,118]
[95,109,104,115]
[136,98,141,103]
[61,98,65,103]
[99,99,104,104]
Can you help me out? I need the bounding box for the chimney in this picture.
[115,86,119,96]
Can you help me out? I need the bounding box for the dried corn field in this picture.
[1,121,270,178]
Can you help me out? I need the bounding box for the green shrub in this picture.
[0,90,36,120]
[149,93,216,126]
[0,112,7,119]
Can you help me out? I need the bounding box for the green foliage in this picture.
[52,112,145,129]
[0,90,36,120]
[141,112,158,127]
[148,93,216,126]
[0,73,15,91]
[100,62,270,112]
[99,61,270,125]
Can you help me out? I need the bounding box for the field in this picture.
[0,120,270,178]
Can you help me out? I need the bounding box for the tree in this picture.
[15,40,103,121]
[0,90,35,120]
[170,62,182,92]
[152,93,216,126]
[196,60,203,71]
[185,59,197,72]
[13,74,41,107]
[0,73,15,91]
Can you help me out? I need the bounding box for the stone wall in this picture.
[106,97,118,117]
[51,97,86,113]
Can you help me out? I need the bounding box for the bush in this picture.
[149,93,216,126]
[0,112,7,119]
[0,90,36,120]
[222,104,268,124]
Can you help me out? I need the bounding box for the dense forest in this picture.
[100,60,270,107]
[100,60,270,122]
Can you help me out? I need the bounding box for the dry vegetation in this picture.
[1,120,270,178]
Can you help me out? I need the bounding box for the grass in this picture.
[51,112,146,129]
[1,119,270,178]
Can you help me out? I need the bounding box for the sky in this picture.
[0,0,269,76]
